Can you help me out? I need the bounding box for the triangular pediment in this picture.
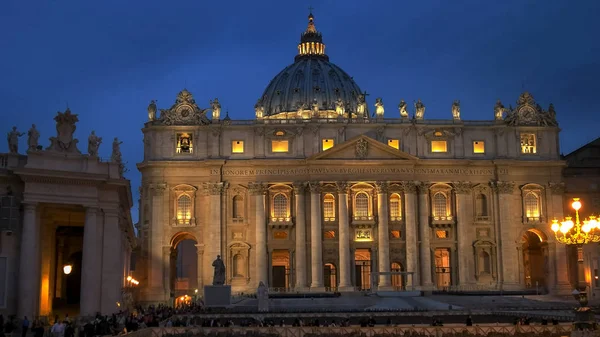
[307,134,418,161]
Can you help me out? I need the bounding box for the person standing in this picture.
[21,316,30,337]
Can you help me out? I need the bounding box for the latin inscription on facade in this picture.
[212,167,508,177]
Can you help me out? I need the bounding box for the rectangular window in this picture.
[473,140,485,154]
[0,257,6,308]
[322,138,335,151]
[232,140,244,153]
[387,139,399,150]
[176,133,193,154]
[390,230,401,239]
[271,140,289,153]
[520,133,536,154]
[431,140,447,153]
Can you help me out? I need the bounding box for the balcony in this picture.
[269,217,294,229]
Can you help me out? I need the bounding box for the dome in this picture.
[255,13,367,119]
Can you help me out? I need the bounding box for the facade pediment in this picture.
[307,135,418,161]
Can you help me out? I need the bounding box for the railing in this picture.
[213,118,499,126]
[123,324,573,337]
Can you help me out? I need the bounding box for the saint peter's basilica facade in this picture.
[135,13,571,303]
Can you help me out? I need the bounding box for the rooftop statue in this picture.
[88,131,102,157]
[27,124,40,152]
[7,126,24,154]
[356,94,367,118]
[297,102,309,119]
[494,100,506,120]
[452,100,461,120]
[147,100,157,121]
[210,98,221,120]
[212,255,226,286]
[254,99,264,119]
[335,98,345,116]
[398,100,408,119]
[375,98,384,118]
[311,98,319,117]
[414,99,425,120]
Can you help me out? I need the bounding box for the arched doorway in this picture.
[170,232,198,298]
[522,229,548,290]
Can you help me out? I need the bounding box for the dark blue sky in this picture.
[1,0,599,221]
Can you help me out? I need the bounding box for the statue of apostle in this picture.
[7,126,24,154]
[88,130,102,157]
[27,124,40,151]
[212,255,226,285]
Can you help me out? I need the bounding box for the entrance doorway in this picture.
[522,230,548,289]
[391,262,404,290]
[53,226,84,313]
[170,232,198,297]
[324,263,337,290]
[271,250,290,289]
[434,248,451,289]
[354,249,371,290]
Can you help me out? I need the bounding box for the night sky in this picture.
[1,0,599,222]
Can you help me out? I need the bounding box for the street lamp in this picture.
[63,264,73,275]
[550,198,599,331]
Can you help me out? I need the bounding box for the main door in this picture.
[272,266,287,288]
[354,249,371,290]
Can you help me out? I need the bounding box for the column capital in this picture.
[548,182,565,195]
[400,181,418,194]
[375,181,389,194]
[85,207,99,215]
[292,181,307,194]
[23,202,37,212]
[150,183,167,195]
[206,182,228,195]
[417,181,431,194]
[248,182,267,195]
[453,181,474,194]
[335,181,350,194]
[491,180,515,194]
[308,181,322,194]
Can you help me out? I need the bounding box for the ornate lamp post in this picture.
[550,198,599,331]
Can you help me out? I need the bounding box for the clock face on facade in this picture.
[177,105,192,120]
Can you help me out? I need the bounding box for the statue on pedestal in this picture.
[111,137,123,163]
[414,99,425,119]
[148,100,157,121]
[451,100,461,120]
[27,124,40,151]
[494,100,506,120]
[88,131,102,157]
[257,281,269,312]
[398,99,408,118]
[210,98,221,120]
[374,97,384,118]
[212,255,226,286]
[254,99,264,119]
[356,94,367,118]
[335,98,345,116]
[311,98,319,117]
[7,126,24,154]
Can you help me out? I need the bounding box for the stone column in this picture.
[195,244,204,292]
[163,246,172,297]
[18,203,40,319]
[55,237,65,299]
[402,182,419,287]
[376,181,392,289]
[149,183,166,295]
[81,207,101,316]
[454,182,474,285]
[208,182,225,261]
[417,183,433,288]
[293,182,308,290]
[100,210,123,315]
[250,182,268,286]
[336,182,352,291]
[309,181,324,290]
[494,181,520,290]
[548,182,571,294]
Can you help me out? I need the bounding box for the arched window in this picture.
[475,194,488,217]
[177,194,192,225]
[478,251,491,274]
[323,193,335,220]
[432,192,448,217]
[355,192,369,217]
[524,192,540,220]
[273,193,288,219]
[233,195,244,218]
[233,254,245,277]
[389,193,402,220]
[391,262,404,289]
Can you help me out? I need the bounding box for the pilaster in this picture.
[149,183,167,296]
[207,182,226,261]
[293,182,308,290]
[336,181,352,291]
[249,182,268,286]
[454,181,474,285]
[417,182,433,288]
[376,181,392,289]
[309,181,325,290]
[493,181,520,290]
[402,181,419,286]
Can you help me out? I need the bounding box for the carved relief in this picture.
[492,181,515,194]
[292,181,306,194]
[206,182,227,195]
[355,138,368,159]
[157,89,211,126]
[453,182,473,194]
[150,183,168,196]
[417,182,431,194]
[335,181,349,194]
[308,181,322,193]
[504,92,558,127]
[248,182,267,195]
[375,181,389,194]
[46,109,81,153]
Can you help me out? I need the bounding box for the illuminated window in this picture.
[324,230,336,239]
[275,130,285,136]
[354,193,369,217]
[232,195,244,218]
[271,140,289,153]
[390,230,401,239]
[433,192,448,217]
[389,193,402,221]
[176,133,193,154]
[434,131,443,137]
[524,192,540,221]
[232,140,244,153]
[323,193,335,220]
[520,133,536,154]
[436,230,448,239]
[431,140,447,153]
[176,195,192,225]
[322,139,335,151]
[387,139,399,149]
[273,193,288,218]
[473,141,485,154]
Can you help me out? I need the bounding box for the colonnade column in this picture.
[80,207,101,316]
[402,182,419,287]
[100,210,123,314]
[336,182,352,291]
[250,182,268,286]
[309,181,324,290]
[417,183,433,288]
[18,203,40,319]
[494,181,520,290]
[376,181,391,289]
[454,182,474,285]
[293,182,308,290]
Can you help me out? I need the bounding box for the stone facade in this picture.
[0,111,135,317]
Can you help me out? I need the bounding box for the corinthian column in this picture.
[418,182,433,288]
[454,182,474,285]
[250,182,268,286]
[336,182,352,291]
[309,181,324,290]
[207,182,226,261]
[376,181,392,289]
[18,203,40,319]
[293,182,308,290]
[402,182,419,287]
[494,181,520,290]
[149,183,167,298]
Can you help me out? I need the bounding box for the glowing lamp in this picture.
[127,276,132,281]
[572,198,582,211]
[551,219,560,232]
[63,264,73,275]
